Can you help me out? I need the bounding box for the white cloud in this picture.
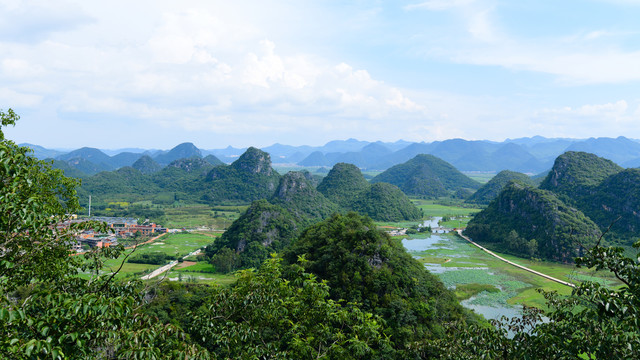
[539,100,628,117]
[405,0,476,11]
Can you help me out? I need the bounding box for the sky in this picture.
[2,0,640,150]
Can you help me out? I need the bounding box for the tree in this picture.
[190,256,396,359]
[0,109,208,359]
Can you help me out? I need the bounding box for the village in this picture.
[58,216,168,252]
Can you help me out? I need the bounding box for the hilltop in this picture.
[465,181,600,262]
[466,170,536,205]
[467,150,640,260]
[371,154,481,198]
[29,135,640,176]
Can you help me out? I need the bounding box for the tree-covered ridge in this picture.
[585,168,640,239]
[206,199,299,271]
[132,154,162,174]
[465,181,601,262]
[352,182,422,221]
[166,157,214,175]
[316,162,370,208]
[206,169,421,272]
[283,213,472,352]
[371,154,481,198]
[203,154,224,166]
[466,170,536,205]
[539,151,623,198]
[269,171,339,225]
[202,147,281,203]
[316,162,422,221]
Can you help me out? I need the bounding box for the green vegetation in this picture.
[202,147,282,203]
[465,181,600,262]
[466,170,535,205]
[132,154,161,174]
[0,109,208,358]
[77,146,281,209]
[412,199,482,217]
[371,154,481,197]
[352,182,422,221]
[454,283,500,301]
[128,252,178,265]
[5,109,640,358]
[539,151,622,196]
[283,213,474,351]
[206,199,299,271]
[317,162,370,208]
[269,170,339,224]
[317,162,422,221]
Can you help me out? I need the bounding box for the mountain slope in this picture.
[317,163,370,208]
[464,182,601,262]
[153,142,202,165]
[466,170,535,205]
[371,154,480,197]
[202,147,281,203]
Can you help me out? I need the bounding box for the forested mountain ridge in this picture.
[371,154,481,198]
[317,162,422,221]
[464,181,601,262]
[201,147,282,203]
[468,151,640,259]
[29,135,640,176]
[316,162,371,208]
[269,171,339,224]
[206,168,421,272]
[466,170,535,205]
[539,151,623,198]
[283,213,471,347]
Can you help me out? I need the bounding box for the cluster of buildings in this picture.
[59,216,167,252]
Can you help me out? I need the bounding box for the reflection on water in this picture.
[422,217,441,228]
[402,233,524,322]
[401,236,443,251]
[462,298,522,321]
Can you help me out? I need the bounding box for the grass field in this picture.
[405,232,620,310]
[161,204,245,229]
[411,199,483,218]
[99,232,219,280]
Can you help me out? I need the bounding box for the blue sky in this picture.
[1,0,640,149]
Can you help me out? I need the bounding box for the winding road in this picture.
[455,230,575,288]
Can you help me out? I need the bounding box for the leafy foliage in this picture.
[190,257,397,359]
[283,213,470,352]
[0,109,209,359]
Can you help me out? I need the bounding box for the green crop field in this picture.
[411,199,482,218]
[97,232,219,279]
[404,232,620,311]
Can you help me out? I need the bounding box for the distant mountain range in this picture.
[20,135,640,176]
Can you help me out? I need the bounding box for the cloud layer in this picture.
[1,0,639,148]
